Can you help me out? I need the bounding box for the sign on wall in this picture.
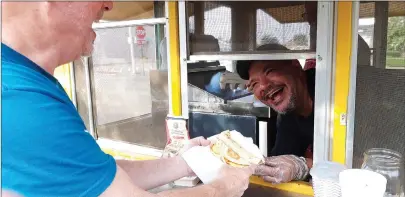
[136,26,147,45]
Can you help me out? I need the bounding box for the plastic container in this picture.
[310,161,347,197]
[339,169,387,197]
[362,148,404,197]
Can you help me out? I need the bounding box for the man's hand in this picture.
[179,137,211,154]
[254,155,309,184]
[211,165,256,197]
[179,137,212,176]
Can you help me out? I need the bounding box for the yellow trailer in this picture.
[56,1,405,196]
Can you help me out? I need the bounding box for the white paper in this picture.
[181,146,225,184]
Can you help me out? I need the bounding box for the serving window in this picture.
[349,1,405,168]
[74,1,169,149]
[182,1,327,176]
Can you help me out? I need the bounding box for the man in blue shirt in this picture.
[1,2,254,197]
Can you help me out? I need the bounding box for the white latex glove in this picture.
[254,155,309,184]
[219,72,248,90]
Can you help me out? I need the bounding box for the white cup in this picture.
[339,169,387,197]
[310,161,347,197]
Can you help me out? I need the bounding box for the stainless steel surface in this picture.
[188,85,224,104]
[189,51,316,61]
[96,110,168,149]
[93,18,167,29]
[91,69,169,148]
[313,1,335,164]
[93,69,169,149]
[345,1,360,168]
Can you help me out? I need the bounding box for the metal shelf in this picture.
[188,51,316,61]
[93,18,167,30]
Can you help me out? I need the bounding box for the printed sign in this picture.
[135,26,146,45]
[162,117,190,158]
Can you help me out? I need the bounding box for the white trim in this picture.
[165,2,174,116]
[345,1,360,168]
[69,62,77,108]
[313,1,335,164]
[97,138,163,158]
[179,2,189,119]
[329,3,339,161]
[83,57,96,139]
[93,18,167,29]
[189,52,316,61]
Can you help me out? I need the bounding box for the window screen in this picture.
[187,1,317,54]
[352,2,405,170]
[85,24,168,149]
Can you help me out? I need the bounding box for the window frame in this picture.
[178,1,336,195]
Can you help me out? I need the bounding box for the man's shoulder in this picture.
[2,60,50,90]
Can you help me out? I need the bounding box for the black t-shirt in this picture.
[270,69,315,157]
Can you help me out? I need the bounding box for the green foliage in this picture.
[387,17,405,52]
[386,51,402,57]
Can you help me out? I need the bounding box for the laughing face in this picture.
[247,60,305,114]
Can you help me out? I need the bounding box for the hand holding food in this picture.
[254,155,309,184]
[181,130,263,185]
[211,164,256,197]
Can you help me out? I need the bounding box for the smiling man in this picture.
[236,44,314,184]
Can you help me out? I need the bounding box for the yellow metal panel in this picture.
[54,63,73,100]
[250,176,314,196]
[168,2,182,116]
[332,2,353,164]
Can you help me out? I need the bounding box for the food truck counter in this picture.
[149,183,312,197]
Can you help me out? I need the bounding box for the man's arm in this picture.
[116,156,191,190]
[100,164,252,197]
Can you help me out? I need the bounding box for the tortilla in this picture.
[209,130,265,167]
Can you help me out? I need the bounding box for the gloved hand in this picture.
[219,72,248,90]
[254,155,309,184]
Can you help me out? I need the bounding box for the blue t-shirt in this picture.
[1,43,117,197]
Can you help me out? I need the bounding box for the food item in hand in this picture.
[209,130,265,167]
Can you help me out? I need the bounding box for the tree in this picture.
[387,17,405,52]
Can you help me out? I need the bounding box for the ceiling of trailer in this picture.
[102,1,405,22]
[101,2,154,21]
